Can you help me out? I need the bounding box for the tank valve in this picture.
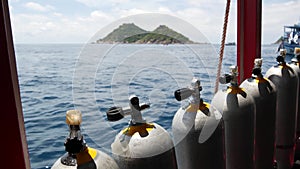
[61,110,87,166]
[174,77,202,102]
[292,47,300,62]
[252,58,263,78]
[219,65,238,86]
[174,78,209,115]
[107,95,153,137]
[277,49,287,64]
[106,95,150,123]
[106,95,154,137]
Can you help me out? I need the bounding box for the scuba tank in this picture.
[172,78,225,169]
[51,110,120,169]
[107,95,177,169]
[240,58,277,169]
[290,47,300,161]
[265,49,298,169]
[211,65,255,169]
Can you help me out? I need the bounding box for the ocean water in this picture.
[15,43,279,169]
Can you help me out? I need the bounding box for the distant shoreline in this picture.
[92,41,208,45]
[14,43,279,46]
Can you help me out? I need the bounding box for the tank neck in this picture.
[252,70,263,79]
[190,89,201,105]
[69,125,82,138]
[189,78,201,107]
[129,95,146,125]
[230,77,238,87]
[252,58,263,79]
[276,55,286,65]
[229,65,238,87]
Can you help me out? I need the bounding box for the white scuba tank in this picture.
[240,58,277,169]
[106,95,177,169]
[211,66,255,169]
[172,78,224,169]
[51,110,120,169]
[265,49,298,169]
[289,47,300,161]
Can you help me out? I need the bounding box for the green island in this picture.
[96,23,195,44]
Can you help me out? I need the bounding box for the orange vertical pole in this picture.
[0,0,30,168]
[237,0,262,82]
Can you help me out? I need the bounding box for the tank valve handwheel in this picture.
[174,77,202,103]
[106,95,150,130]
[174,88,194,101]
[107,107,124,121]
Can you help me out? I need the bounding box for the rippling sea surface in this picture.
[15,43,279,169]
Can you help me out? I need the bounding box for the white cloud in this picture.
[117,8,153,18]
[76,0,167,8]
[158,7,172,13]
[187,0,226,9]
[76,0,128,8]
[9,0,20,2]
[174,0,237,43]
[11,0,300,44]
[13,14,53,34]
[90,11,114,21]
[12,0,235,44]
[53,12,63,17]
[76,0,101,7]
[24,2,54,12]
[10,9,115,43]
[110,0,129,3]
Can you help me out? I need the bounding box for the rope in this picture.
[214,0,231,94]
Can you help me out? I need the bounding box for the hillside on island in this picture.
[96,23,195,44]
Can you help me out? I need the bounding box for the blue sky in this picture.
[8,0,300,44]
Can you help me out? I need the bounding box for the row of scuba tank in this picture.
[52,48,300,169]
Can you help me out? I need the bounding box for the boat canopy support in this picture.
[0,0,30,168]
[237,0,262,82]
